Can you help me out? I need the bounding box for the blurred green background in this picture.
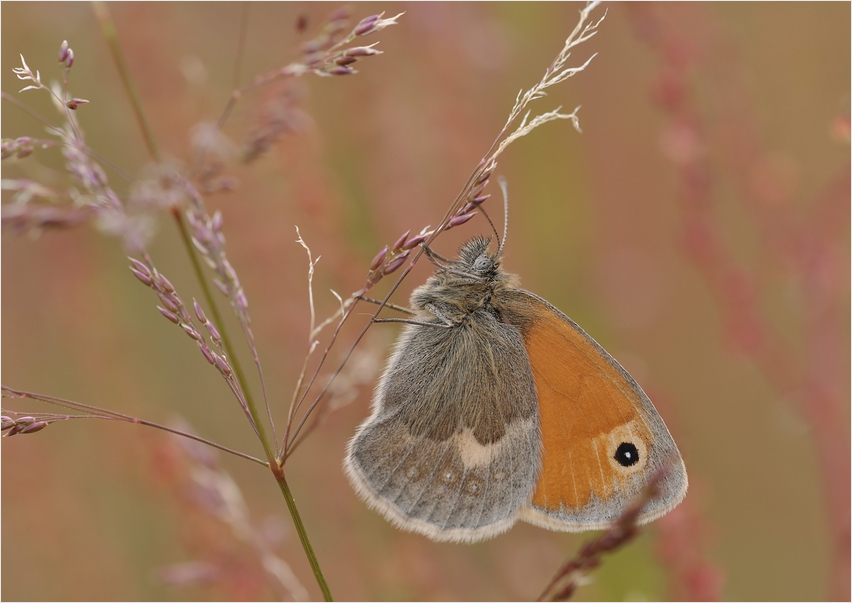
[2,2,849,601]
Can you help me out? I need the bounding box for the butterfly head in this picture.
[455,236,503,281]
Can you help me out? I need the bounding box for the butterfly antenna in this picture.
[496,176,509,256]
[479,205,500,249]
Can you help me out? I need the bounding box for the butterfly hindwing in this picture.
[345,308,542,543]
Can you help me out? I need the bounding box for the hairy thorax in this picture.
[410,271,519,326]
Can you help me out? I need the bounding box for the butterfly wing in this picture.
[345,310,541,543]
[497,289,688,531]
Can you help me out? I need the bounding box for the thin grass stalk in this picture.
[283,297,362,456]
[92,1,275,461]
[275,474,333,602]
[92,3,328,596]
[92,1,160,162]
[2,387,268,467]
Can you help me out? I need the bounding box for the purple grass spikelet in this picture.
[210,210,223,233]
[235,290,248,311]
[20,421,49,434]
[128,258,151,279]
[459,202,478,215]
[158,306,181,325]
[213,354,232,377]
[157,293,180,314]
[353,12,402,37]
[0,138,48,160]
[344,46,381,57]
[468,180,488,201]
[193,299,207,324]
[402,233,428,250]
[370,245,388,271]
[5,417,40,437]
[158,274,176,294]
[447,212,476,228]
[382,250,409,275]
[353,15,379,36]
[392,230,410,252]
[328,66,355,76]
[197,341,215,365]
[206,322,222,344]
[58,40,70,63]
[181,324,203,341]
[66,98,89,110]
[476,160,497,185]
[334,56,358,67]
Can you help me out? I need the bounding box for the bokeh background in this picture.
[2,2,849,601]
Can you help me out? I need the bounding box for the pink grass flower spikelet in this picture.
[157,306,181,325]
[392,229,411,252]
[353,12,403,37]
[58,40,70,63]
[58,40,75,69]
[344,46,381,58]
[382,250,409,275]
[447,212,476,229]
[65,98,88,110]
[370,245,389,271]
[402,233,428,250]
[2,414,50,437]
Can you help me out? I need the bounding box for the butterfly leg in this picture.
[424,303,458,327]
[371,302,457,329]
[424,245,453,266]
[372,317,453,329]
[357,295,416,316]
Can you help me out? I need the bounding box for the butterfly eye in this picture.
[613,442,640,467]
[473,255,491,273]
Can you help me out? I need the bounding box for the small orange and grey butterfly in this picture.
[345,236,687,543]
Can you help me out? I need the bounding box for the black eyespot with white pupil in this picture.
[614,442,640,467]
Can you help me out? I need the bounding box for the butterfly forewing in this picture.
[497,290,688,530]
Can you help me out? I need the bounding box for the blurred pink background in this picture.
[3,3,849,601]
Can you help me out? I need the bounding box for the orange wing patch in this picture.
[524,317,651,511]
[497,290,675,528]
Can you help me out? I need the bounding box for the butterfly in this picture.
[345,235,687,543]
